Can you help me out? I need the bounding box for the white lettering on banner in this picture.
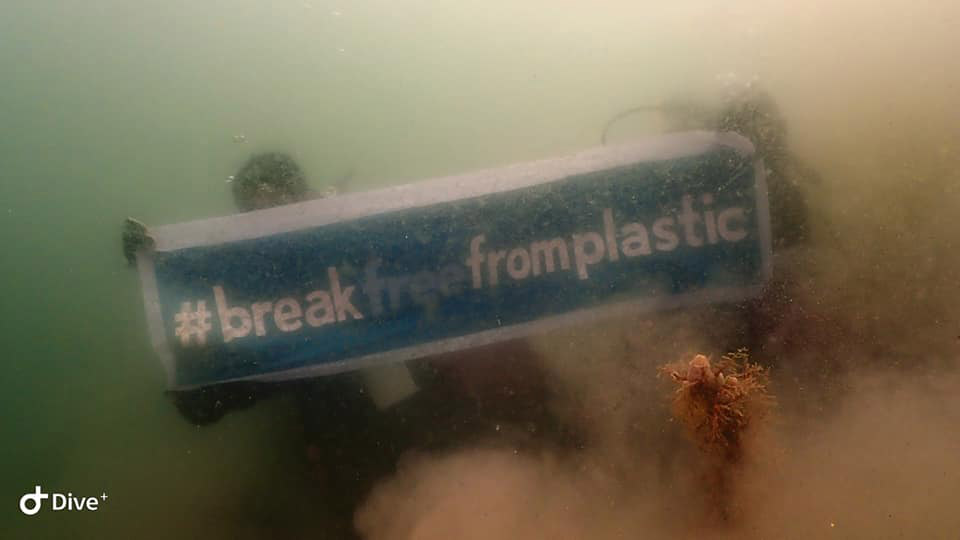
[204,267,362,344]
[466,194,748,285]
[171,193,751,345]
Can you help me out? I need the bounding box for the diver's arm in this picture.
[169,382,278,425]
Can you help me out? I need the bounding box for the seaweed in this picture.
[660,349,775,522]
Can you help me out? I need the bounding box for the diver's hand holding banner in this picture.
[135,131,771,389]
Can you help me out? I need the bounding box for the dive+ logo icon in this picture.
[18,486,107,516]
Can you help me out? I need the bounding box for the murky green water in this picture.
[2,1,958,538]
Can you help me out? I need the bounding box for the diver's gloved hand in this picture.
[169,382,275,425]
[122,217,153,266]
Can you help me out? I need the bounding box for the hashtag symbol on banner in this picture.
[174,301,212,346]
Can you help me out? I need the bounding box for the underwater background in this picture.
[2,1,959,538]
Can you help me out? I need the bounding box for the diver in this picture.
[123,152,411,423]
[123,152,346,424]
[121,151,564,532]
[602,84,822,252]
[123,153,421,533]
[604,82,850,409]
[601,83,849,496]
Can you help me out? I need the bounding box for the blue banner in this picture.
[136,132,771,389]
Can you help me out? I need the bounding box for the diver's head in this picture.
[715,87,788,159]
[232,152,309,211]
